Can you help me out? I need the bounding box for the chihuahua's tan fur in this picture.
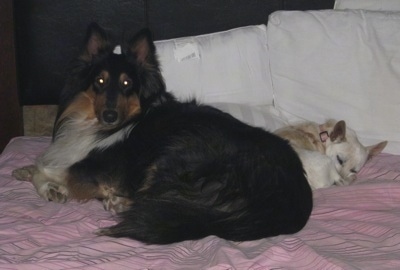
[275,120,387,189]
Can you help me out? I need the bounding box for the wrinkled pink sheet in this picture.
[1,136,400,269]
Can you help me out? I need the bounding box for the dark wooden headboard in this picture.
[14,0,335,106]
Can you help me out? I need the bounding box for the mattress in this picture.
[1,136,400,269]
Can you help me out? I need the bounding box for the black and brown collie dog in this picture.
[13,23,312,244]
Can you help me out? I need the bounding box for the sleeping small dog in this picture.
[275,120,387,190]
[12,23,313,244]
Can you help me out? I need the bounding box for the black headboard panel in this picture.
[14,0,335,106]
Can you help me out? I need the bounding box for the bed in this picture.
[3,0,400,269]
[2,138,400,268]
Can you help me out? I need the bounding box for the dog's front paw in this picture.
[334,175,354,186]
[103,195,132,214]
[40,182,69,203]
[12,165,37,182]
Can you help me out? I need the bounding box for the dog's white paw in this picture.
[103,195,131,214]
[335,174,355,186]
[39,182,69,203]
[334,178,348,186]
[12,165,37,182]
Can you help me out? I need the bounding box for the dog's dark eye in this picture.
[96,77,105,86]
[121,79,132,88]
[120,78,133,94]
[336,155,344,165]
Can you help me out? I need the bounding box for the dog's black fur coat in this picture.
[56,23,313,244]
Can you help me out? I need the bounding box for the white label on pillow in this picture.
[173,39,200,62]
[113,45,122,55]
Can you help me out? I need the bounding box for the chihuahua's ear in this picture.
[80,22,111,62]
[330,120,346,143]
[367,141,388,159]
[128,28,157,66]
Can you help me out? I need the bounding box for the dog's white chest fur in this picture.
[36,118,132,182]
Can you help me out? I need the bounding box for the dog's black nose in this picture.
[102,110,118,124]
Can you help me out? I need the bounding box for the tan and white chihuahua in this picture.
[275,120,387,190]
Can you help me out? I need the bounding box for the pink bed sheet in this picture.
[1,136,400,269]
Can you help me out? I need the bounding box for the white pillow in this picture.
[335,0,400,11]
[155,25,273,106]
[210,103,288,131]
[267,10,400,154]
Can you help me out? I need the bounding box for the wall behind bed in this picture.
[0,0,23,151]
[14,0,335,106]
[6,0,335,143]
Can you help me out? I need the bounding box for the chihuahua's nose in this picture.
[102,110,118,124]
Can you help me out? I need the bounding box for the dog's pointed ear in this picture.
[128,28,157,65]
[126,28,169,101]
[80,22,110,62]
[330,120,346,143]
[367,141,387,159]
